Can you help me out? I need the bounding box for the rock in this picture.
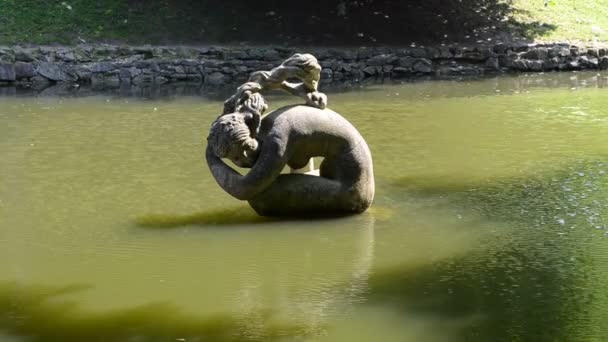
[413,58,432,73]
[427,46,453,59]
[205,72,227,85]
[460,48,488,61]
[0,49,15,63]
[396,57,414,69]
[357,48,373,60]
[90,62,115,73]
[528,60,543,71]
[366,54,395,66]
[392,67,411,75]
[330,49,357,61]
[119,68,133,81]
[235,65,249,74]
[493,43,509,54]
[132,74,154,84]
[522,48,548,60]
[262,49,281,61]
[36,62,76,81]
[543,57,560,70]
[14,48,36,62]
[557,47,571,57]
[512,59,528,71]
[0,63,16,81]
[600,57,608,70]
[14,62,35,79]
[56,50,77,62]
[568,60,580,70]
[578,55,598,68]
[408,48,428,58]
[570,47,579,57]
[320,68,333,79]
[362,66,378,76]
[224,50,248,60]
[485,57,500,71]
[74,66,92,82]
[36,62,69,82]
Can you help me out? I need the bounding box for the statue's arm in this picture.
[280,82,327,109]
[206,140,286,200]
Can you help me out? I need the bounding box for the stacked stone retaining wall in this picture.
[0,43,607,88]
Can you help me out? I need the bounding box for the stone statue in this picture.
[205,54,374,216]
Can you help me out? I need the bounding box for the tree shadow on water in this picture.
[373,160,607,340]
[0,282,312,342]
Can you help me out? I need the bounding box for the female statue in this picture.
[205,54,374,216]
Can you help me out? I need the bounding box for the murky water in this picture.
[2,72,608,341]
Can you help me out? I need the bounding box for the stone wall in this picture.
[0,43,607,88]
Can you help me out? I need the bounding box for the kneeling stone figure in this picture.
[206,54,374,216]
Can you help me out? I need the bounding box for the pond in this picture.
[1,72,608,341]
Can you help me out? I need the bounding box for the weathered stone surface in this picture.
[485,57,500,70]
[90,62,115,73]
[522,48,549,60]
[366,54,395,66]
[568,60,580,70]
[513,59,528,71]
[543,57,560,70]
[0,63,16,81]
[14,48,36,62]
[413,58,432,73]
[600,57,608,70]
[0,43,606,87]
[320,68,333,79]
[362,65,378,75]
[207,55,373,215]
[528,60,544,71]
[206,72,227,85]
[36,62,76,81]
[14,62,36,79]
[0,48,16,62]
[392,67,411,74]
[396,56,414,68]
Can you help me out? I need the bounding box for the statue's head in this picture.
[207,112,259,168]
[282,53,321,90]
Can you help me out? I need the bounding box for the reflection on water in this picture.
[1,71,608,341]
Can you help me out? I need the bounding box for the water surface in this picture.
[1,72,608,341]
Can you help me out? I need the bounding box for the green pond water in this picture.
[1,72,608,341]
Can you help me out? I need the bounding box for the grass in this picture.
[0,0,186,45]
[0,0,607,45]
[508,0,608,43]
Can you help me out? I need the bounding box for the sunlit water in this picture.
[1,72,608,341]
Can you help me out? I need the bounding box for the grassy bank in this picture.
[510,0,608,43]
[0,0,607,45]
[0,0,218,44]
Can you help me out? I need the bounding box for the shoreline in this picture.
[0,43,607,89]
[1,71,606,99]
